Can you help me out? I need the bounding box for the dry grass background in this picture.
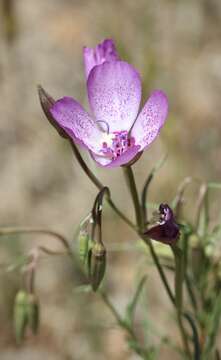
[0,0,221,359]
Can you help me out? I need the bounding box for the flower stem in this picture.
[70,141,136,230]
[172,245,192,358]
[141,234,175,305]
[123,166,175,305]
[123,166,144,231]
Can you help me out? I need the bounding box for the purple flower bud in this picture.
[144,204,180,245]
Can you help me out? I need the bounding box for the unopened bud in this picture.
[88,242,106,291]
[27,294,39,335]
[13,290,29,345]
[38,85,68,139]
[78,229,90,265]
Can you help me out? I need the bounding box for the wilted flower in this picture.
[144,203,180,245]
[43,39,169,168]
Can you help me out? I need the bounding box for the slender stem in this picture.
[70,141,136,230]
[123,166,144,231]
[141,173,153,224]
[100,291,123,325]
[172,245,192,358]
[0,227,71,253]
[122,166,193,357]
[70,140,103,189]
[108,198,137,230]
[141,235,175,305]
[185,273,198,313]
[123,166,175,306]
[100,291,150,359]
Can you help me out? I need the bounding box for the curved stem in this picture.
[70,141,136,230]
[0,227,71,253]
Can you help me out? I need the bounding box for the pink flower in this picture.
[49,39,169,168]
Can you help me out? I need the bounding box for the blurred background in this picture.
[0,0,221,359]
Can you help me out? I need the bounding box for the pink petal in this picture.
[87,61,142,133]
[131,90,168,151]
[83,39,119,79]
[91,145,141,168]
[50,97,102,154]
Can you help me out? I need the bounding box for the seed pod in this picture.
[88,242,106,291]
[27,294,39,335]
[78,229,90,265]
[13,290,29,345]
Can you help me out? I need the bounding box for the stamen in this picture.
[101,130,135,160]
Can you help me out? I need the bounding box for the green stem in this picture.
[185,273,198,313]
[70,141,136,230]
[123,166,144,231]
[172,245,192,358]
[142,235,175,305]
[100,291,150,359]
[123,166,193,358]
[123,166,175,305]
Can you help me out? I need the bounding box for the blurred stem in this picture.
[100,291,150,359]
[0,227,72,253]
[141,234,175,305]
[195,183,209,236]
[185,273,198,313]
[172,245,192,358]
[1,0,17,44]
[70,141,136,230]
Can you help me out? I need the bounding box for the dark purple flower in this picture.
[144,204,180,245]
[49,39,169,168]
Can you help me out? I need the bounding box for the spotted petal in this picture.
[87,61,142,133]
[83,39,119,79]
[131,90,168,151]
[50,97,102,154]
[91,145,140,168]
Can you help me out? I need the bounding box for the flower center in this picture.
[101,130,135,160]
